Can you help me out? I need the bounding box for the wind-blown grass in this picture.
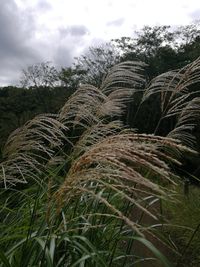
[0,59,200,266]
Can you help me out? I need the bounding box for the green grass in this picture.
[163,185,200,266]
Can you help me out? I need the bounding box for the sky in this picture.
[0,0,199,86]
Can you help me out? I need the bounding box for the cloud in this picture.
[59,25,89,38]
[106,18,125,27]
[0,0,41,86]
[0,1,90,86]
[189,9,200,20]
[53,25,90,67]
[54,45,74,67]
[36,0,52,11]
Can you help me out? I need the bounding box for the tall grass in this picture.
[0,59,200,266]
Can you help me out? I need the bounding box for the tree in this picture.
[61,43,121,87]
[112,22,200,78]
[174,20,200,46]
[59,66,86,89]
[20,61,60,88]
[20,62,62,113]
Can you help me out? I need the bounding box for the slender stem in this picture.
[154,116,163,135]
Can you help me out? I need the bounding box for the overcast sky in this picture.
[0,0,199,86]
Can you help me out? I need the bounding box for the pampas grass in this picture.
[0,59,200,266]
